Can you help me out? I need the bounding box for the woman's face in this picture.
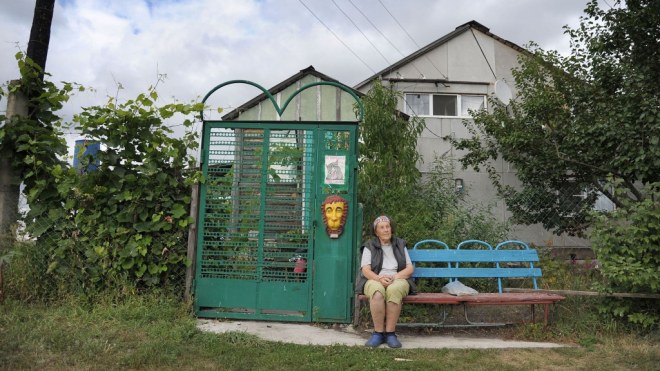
[375,221,392,244]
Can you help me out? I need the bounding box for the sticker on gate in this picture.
[324,155,346,185]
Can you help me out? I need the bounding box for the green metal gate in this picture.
[194,81,362,323]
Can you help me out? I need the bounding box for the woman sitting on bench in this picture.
[356,215,415,348]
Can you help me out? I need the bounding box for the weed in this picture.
[578,335,601,350]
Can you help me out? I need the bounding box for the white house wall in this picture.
[357,26,590,254]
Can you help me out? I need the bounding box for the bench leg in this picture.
[529,303,553,326]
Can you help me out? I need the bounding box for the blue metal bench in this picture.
[355,239,565,327]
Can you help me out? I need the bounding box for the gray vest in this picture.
[355,237,417,295]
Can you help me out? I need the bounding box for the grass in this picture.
[1,295,658,371]
[1,241,657,370]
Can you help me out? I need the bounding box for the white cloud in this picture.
[2,0,604,146]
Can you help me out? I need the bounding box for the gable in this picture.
[222,66,361,122]
[355,20,528,90]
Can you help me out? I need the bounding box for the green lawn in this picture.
[1,296,658,370]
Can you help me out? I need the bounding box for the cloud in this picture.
[2,0,600,143]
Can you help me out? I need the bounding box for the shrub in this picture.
[590,184,660,329]
[1,54,204,300]
[56,84,204,293]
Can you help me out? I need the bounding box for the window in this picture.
[405,93,486,117]
[593,192,615,212]
[572,182,616,213]
[432,95,456,116]
[404,94,429,116]
[461,95,486,116]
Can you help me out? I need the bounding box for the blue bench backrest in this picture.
[409,239,540,293]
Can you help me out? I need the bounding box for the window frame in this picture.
[404,93,486,118]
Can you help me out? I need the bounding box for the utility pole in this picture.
[27,0,55,78]
[0,85,27,238]
[0,0,55,239]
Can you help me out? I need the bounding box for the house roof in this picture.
[221,66,361,120]
[353,20,528,90]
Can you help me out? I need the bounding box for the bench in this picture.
[355,239,565,327]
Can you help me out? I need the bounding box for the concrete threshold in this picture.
[197,319,568,349]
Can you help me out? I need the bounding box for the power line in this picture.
[298,0,376,74]
[331,0,391,65]
[402,101,443,140]
[377,0,449,80]
[470,28,497,79]
[346,0,426,78]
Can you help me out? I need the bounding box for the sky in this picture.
[0,0,604,156]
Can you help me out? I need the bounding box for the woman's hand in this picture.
[378,275,394,287]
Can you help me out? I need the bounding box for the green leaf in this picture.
[121,259,134,270]
[148,263,161,274]
[136,263,147,277]
[94,246,106,256]
[171,203,187,219]
[47,261,59,274]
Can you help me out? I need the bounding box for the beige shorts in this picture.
[364,279,410,304]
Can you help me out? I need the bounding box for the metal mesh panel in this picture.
[200,128,314,283]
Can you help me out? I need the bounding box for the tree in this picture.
[447,0,660,237]
[357,80,425,238]
[357,80,508,246]
[446,0,659,327]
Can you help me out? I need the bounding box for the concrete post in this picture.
[0,80,28,241]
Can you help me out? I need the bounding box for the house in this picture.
[221,22,590,257]
[354,20,590,256]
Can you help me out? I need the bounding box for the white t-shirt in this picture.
[361,243,412,276]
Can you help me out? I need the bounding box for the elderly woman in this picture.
[356,215,415,348]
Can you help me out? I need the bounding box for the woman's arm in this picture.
[361,265,380,281]
[393,264,414,280]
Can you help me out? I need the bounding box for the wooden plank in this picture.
[359,292,564,304]
[403,293,461,304]
[458,293,565,304]
[409,249,539,262]
[413,267,542,278]
[358,293,461,304]
[504,288,660,299]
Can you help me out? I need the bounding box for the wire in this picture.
[298,0,376,74]
[470,28,497,79]
[377,0,449,80]
[347,0,425,78]
[400,90,444,139]
[331,0,391,65]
